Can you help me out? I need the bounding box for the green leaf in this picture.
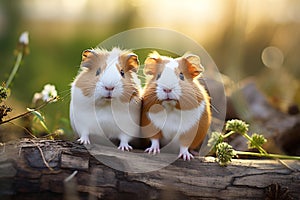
[27,108,50,133]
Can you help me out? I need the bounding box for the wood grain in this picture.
[0,139,299,199]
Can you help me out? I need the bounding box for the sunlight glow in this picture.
[21,0,88,21]
[138,0,225,41]
[19,0,300,43]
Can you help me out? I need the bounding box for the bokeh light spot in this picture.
[261,46,284,69]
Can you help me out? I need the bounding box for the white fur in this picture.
[156,60,182,100]
[147,100,206,140]
[165,58,178,70]
[70,86,140,145]
[178,146,194,161]
[94,49,124,99]
[70,48,141,148]
[145,138,160,154]
[132,72,142,91]
[118,134,133,151]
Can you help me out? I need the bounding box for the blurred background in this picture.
[0,0,299,141]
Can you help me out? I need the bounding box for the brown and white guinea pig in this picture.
[70,47,141,151]
[141,51,211,160]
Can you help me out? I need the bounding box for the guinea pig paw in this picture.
[118,143,133,151]
[77,136,90,145]
[178,147,194,161]
[145,146,160,155]
[145,139,160,155]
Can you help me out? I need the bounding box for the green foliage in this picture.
[225,119,249,135]
[216,142,236,166]
[27,108,51,134]
[6,32,29,89]
[207,131,223,151]
[0,32,67,140]
[210,119,300,166]
[248,133,267,150]
[0,85,9,102]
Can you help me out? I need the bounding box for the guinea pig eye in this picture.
[96,68,101,76]
[120,69,125,77]
[179,72,184,81]
[156,73,161,80]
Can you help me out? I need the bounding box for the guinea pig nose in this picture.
[105,86,115,91]
[163,88,172,93]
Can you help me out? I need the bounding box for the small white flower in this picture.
[19,31,29,45]
[32,92,43,104]
[41,84,58,102]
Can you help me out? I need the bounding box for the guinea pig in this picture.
[141,51,211,160]
[70,47,141,151]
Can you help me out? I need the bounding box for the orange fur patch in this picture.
[118,52,140,103]
[75,51,108,97]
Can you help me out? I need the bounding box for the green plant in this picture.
[208,119,300,166]
[5,32,29,89]
[0,32,64,140]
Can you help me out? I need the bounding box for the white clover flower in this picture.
[31,84,58,105]
[41,84,58,102]
[32,92,43,104]
[19,31,29,45]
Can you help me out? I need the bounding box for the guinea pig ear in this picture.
[144,51,161,76]
[81,49,98,69]
[183,54,204,78]
[125,53,139,72]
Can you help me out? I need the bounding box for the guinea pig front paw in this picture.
[77,135,90,145]
[118,142,133,151]
[145,146,160,155]
[178,146,194,161]
[145,139,160,155]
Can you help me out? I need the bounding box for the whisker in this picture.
[177,87,202,108]
[122,84,138,88]
[58,88,71,94]
[211,104,220,113]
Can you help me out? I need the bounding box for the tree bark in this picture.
[0,139,299,200]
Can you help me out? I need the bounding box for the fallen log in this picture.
[226,79,300,156]
[0,139,299,200]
